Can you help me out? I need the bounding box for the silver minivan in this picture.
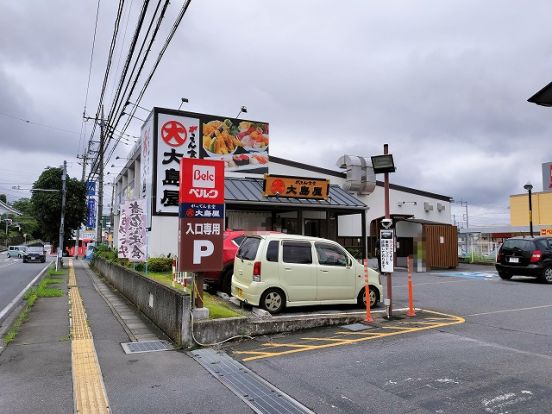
[231,234,383,314]
[7,245,27,258]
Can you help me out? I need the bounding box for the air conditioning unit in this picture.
[424,202,434,212]
[437,203,445,212]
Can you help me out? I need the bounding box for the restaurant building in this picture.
[111,107,457,269]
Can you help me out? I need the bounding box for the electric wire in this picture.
[91,0,169,175]
[78,0,102,157]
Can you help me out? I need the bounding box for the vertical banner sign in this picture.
[125,199,147,262]
[86,198,96,228]
[118,200,129,259]
[380,229,394,273]
[156,113,200,215]
[141,115,153,227]
[178,158,225,272]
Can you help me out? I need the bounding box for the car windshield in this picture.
[27,247,44,253]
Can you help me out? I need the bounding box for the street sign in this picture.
[380,229,394,273]
[178,158,225,272]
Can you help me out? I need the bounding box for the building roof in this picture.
[271,156,452,202]
[225,177,367,210]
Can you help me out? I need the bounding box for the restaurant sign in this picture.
[263,174,330,200]
[178,158,225,272]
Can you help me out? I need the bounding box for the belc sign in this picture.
[178,158,225,272]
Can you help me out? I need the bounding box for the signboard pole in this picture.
[384,144,393,318]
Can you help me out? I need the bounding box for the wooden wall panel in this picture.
[423,224,458,269]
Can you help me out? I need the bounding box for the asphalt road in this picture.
[224,264,552,413]
[0,253,52,317]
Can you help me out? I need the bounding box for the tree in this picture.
[31,167,86,249]
[12,198,40,241]
[0,194,6,203]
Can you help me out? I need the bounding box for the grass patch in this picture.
[138,270,243,319]
[3,268,65,345]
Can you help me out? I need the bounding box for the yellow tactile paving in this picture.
[68,260,110,413]
[233,310,465,362]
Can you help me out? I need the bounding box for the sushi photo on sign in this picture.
[200,116,269,174]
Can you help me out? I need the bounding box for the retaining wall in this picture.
[92,258,190,346]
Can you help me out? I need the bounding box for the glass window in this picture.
[315,242,348,266]
[282,241,312,264]
[232,236,246,247]
[503,239,534,251]
[266,240,279,262]
[236,237,260,261]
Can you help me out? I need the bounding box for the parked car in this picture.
[23,246,46,263]
[200,230,247,294]
[495,236,552,282]
[231,234,383,314]
[7,245,27,258]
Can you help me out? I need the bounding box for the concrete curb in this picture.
[192,309,392,346]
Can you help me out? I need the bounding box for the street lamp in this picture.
[372,144,396,318]
[523,182,534,237]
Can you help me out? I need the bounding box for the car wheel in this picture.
[221,268,233,294]
[541,267,552,284]
[358,286,378,308]
[260,288,285,314]
[498,271,512,280]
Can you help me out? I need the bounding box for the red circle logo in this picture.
[271,179,286,195]
[161,121,187,147]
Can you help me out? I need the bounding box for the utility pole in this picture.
[97,106,105,245]
[75,146,88,258]
[57,160,67,270]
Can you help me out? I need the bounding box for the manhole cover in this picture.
[340,323,375,331]
[121,340,174,354]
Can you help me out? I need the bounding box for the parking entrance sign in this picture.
[178,158,225,272]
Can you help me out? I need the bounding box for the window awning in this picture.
[225,177,367,210]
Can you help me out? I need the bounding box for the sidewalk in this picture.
[0,260,252,414]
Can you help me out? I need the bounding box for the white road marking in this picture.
[0,262,51,321]
[467,304,552,317]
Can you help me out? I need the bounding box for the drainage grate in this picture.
[190,348,314,414]
[121,340,174,354]
[340,323,375,332]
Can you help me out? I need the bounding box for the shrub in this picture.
[147,257,173,272]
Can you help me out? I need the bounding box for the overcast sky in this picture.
[1,0,551,227]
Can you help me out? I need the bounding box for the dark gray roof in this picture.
[225,177,366,210]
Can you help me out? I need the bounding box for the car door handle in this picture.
[284,267,292,271]
[320,270,329,273]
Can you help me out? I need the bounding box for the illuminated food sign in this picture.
[263,174,330,200]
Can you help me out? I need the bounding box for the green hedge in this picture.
[93,245,172,272]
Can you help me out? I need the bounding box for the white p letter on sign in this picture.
[193,240,214,264]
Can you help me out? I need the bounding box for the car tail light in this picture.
[252,261,261,282]
[530,250,542,263]
[497,249,503,263]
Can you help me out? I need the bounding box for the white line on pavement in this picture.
[0,262,51,321]
[466,304,552,317]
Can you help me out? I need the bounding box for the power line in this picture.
[0,112,80,136]
[79,0,102,157]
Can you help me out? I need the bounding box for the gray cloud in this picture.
[2,0,552,222]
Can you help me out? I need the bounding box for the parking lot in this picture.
[222,263,552,413]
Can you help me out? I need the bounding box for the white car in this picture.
[231,234,383,314]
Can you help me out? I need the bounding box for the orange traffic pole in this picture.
[407,255,416,317]
[363,259,374,323]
